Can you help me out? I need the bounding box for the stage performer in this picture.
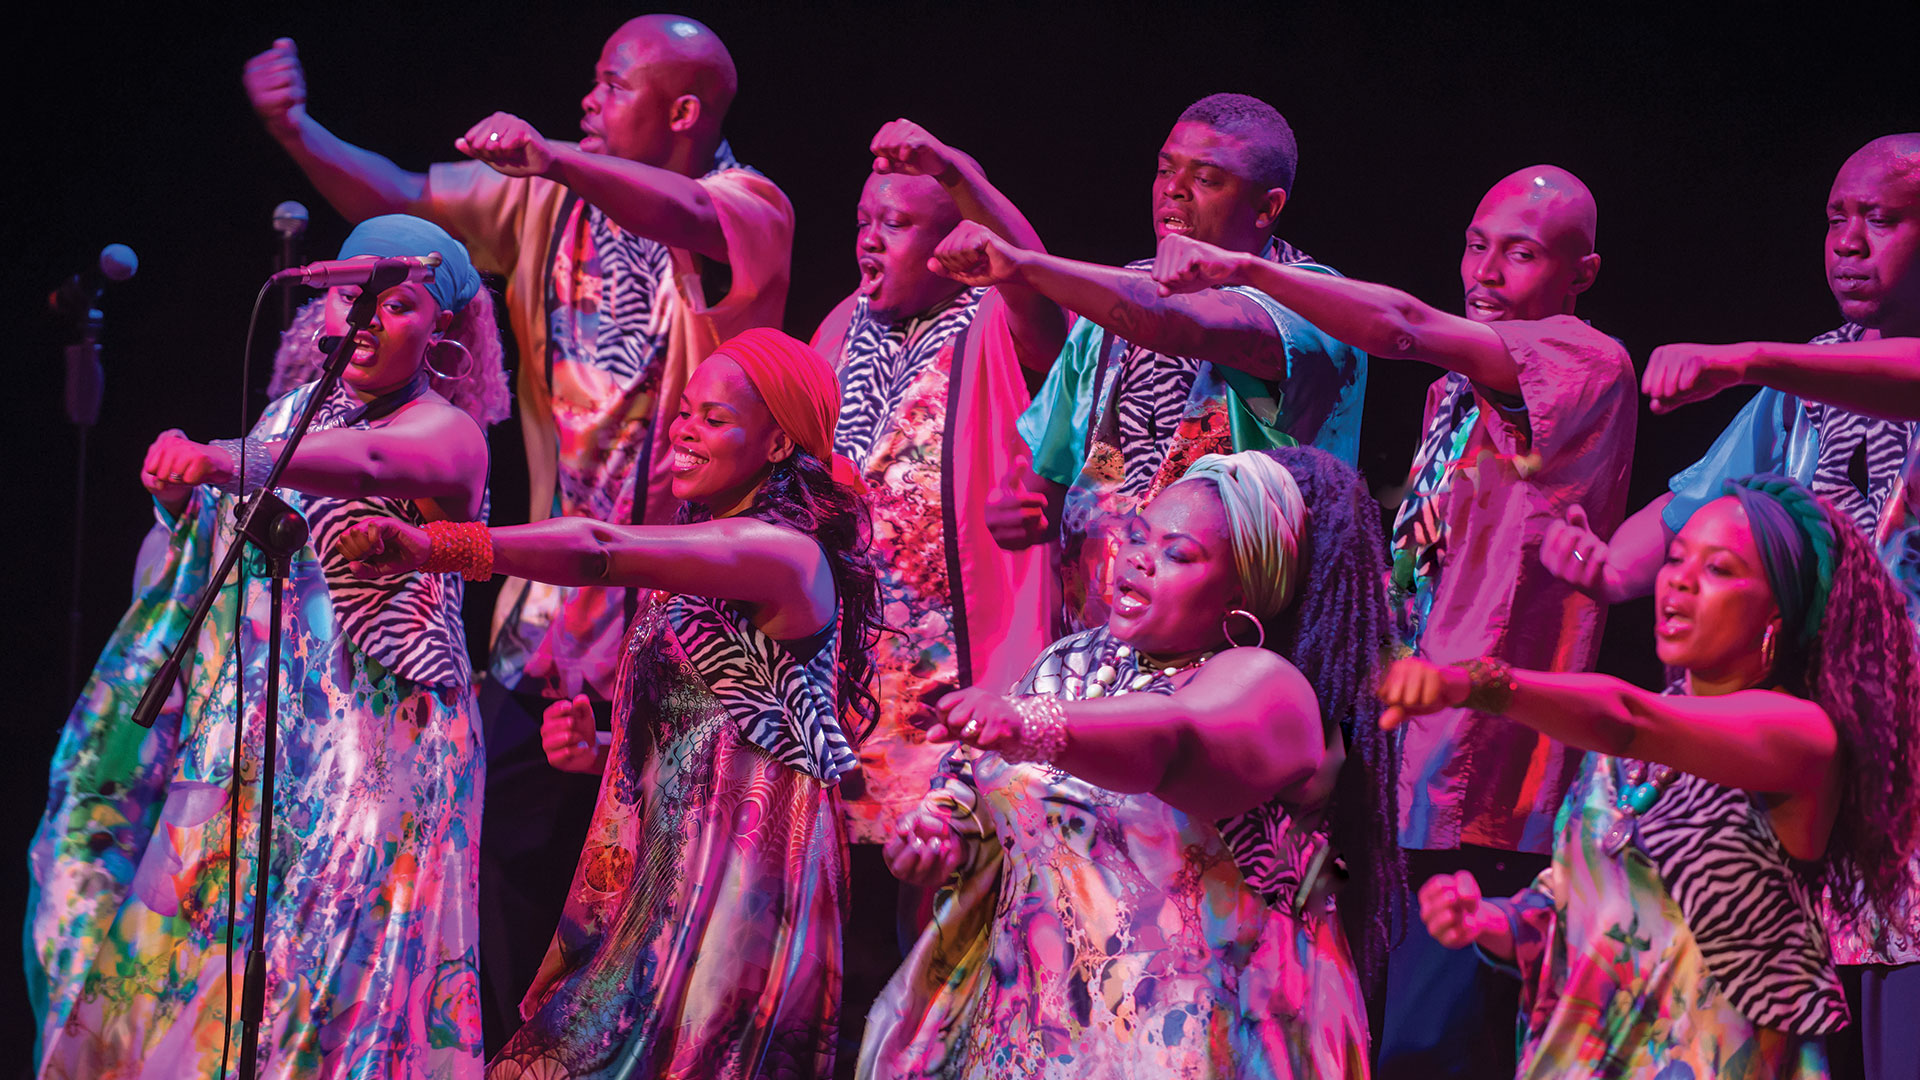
[1544,133,1920,1080]
[338,328,879,1080]
[942,93,1367,633]
[28,215,507,1078]
[1154,163,1635,1077]
[803,119,1067,1050]
[1382,475,1920,1078]
[244,17,795,1051]
[859,447,1402,1079]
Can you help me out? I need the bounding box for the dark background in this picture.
[3,1,1911,1068]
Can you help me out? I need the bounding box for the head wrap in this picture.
[338,214,481,315]
[1179,451,1310,621]
[1721,475,1836,647]
[705,327,864,489]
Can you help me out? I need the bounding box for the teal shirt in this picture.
[1016,269,1368,487]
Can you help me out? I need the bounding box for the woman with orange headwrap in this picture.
[339,328,882,1079]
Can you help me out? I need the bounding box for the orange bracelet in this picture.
[421,520,494,581]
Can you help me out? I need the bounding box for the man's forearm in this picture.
[548,147,728,261]
[944,160,1065,370]
[1014,252,1280,378]
[1745,338,1920,422]
[1231,257,1521,394]
[1601,494,1676,603]
[277,113,428,222]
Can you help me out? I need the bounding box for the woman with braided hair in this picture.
[1381,474,1920,1078]
[859,446,1401,1079]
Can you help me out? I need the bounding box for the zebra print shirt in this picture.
[261,381,474,690]
[1798,323,1918,534]
[1097,240,1318,498]
[1622,758,1848,1034]
[833,289,983,465]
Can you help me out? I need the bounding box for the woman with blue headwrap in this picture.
[1381,475,1920,1078]
[860,447,1403,1079]
[29,215,510,1078]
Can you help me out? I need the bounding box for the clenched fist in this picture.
[455,112,560,179]
[243,38,308,141]
[335,518,430,579]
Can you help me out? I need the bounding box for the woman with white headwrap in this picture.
[859,447,1404,1079]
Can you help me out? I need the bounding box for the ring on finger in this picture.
[1573,550,1586,563]
[962,719,980,738]
[488,131,501,143]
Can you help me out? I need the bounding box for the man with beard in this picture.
[1153,163,1637,1078]
[1546,133,1920,1080]
[244,16,793,1053]
[947,93,1368,636]
[808,120,1065,1057]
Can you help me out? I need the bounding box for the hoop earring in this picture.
[426,337,475,381]
[1222,608,1266,650]
[1759,623,1777,674]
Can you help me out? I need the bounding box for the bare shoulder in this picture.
[1189,646,1314,700]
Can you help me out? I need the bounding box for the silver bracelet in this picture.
[1005,695,1069,764]
[208,436,275,496]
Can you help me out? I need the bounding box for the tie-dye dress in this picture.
[1486,753,1841,1078]
[859,627,1370,1079]
[488,581,852,1079]
[28,381,486,1078]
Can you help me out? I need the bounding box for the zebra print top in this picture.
[257,380,475,690]
[1620,757,1847,1034]
[1799,323,1918,534]
[832,288,983,465]
[629,585,855,784]
[1016,626,1326,908]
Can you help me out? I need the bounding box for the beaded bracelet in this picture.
[209,436,275,496]
[1004,695,1069,765]
[421,520,495,582]
[1458,656,1518,715]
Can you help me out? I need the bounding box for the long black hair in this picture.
[1261,446,1405,994]
[681,448,883,740]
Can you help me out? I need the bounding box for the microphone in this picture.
[270,253,441,289]
[272,201,309,328]
[272,200,309,241]
[47,243,140,318]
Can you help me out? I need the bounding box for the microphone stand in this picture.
[64,301,105,699]
[127,270,400,1080]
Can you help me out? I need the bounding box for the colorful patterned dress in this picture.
[859,628,1369,1079]
[488,580,852,1079]
[28,380,486,1078]
[1488,753,1841,1078]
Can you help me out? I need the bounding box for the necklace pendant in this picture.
[1601,817,1634,857]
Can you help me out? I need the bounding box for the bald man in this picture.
[1158,165,1637,1078]
[1544,134,1920,1080]
[244,16,794,1052]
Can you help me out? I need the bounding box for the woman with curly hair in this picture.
[29,215,509,1077]
[859,446,1402,1079]
[339,327,882,1080]
[1382,475,1920,1078]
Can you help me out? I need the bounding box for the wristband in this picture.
[421,520,494,582]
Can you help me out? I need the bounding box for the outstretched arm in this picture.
[142,403,488,517]
[455,113,727,261]
[1153,235,1522,396]
[1377,658,1838,799]
[931,648,1325,820]
[339,513,834,637]
[244,38,430,220]
[870,120,1067,372]
[1644,337,1920,421]
[932,234,1286,380]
